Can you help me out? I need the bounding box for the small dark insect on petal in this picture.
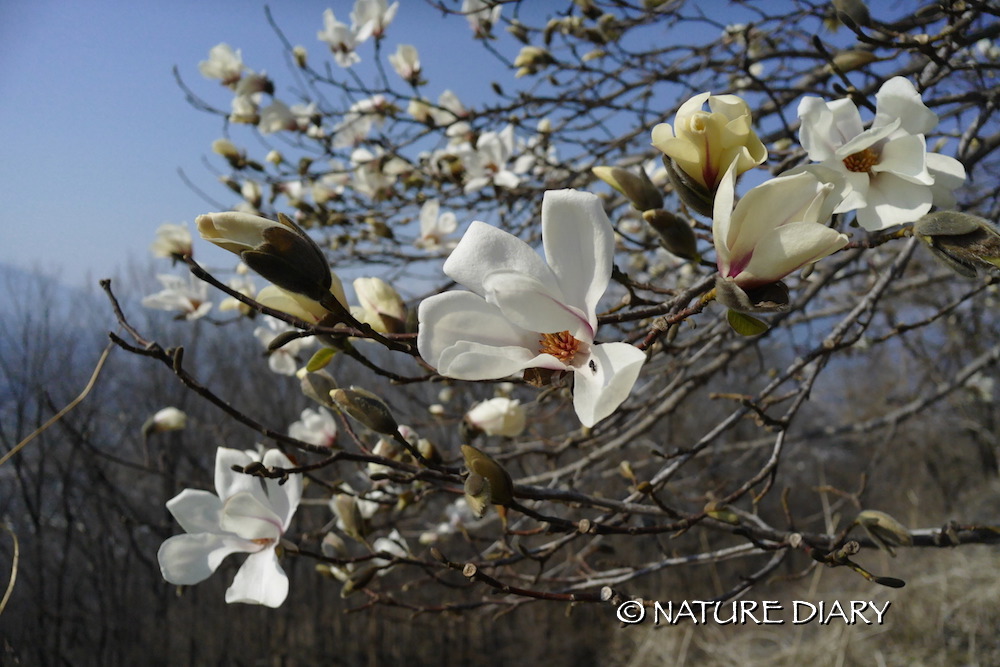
[589,359,597,374]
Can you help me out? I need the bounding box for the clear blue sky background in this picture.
[0,0,523,286]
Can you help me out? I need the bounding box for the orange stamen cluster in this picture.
[538,331,581,364]
[842,147,879,173]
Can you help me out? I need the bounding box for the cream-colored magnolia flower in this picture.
[713,162,848,289]
[652,92,767,192]
[388,44,420,84]
[150,223,193,259]
[465,397,527,437]
[198,43,244,86]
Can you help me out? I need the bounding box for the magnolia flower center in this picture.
[251,537,277,547]
[538,331,581,364]
[843,147,879,173]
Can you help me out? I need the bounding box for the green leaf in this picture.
[727,309,769,336]
[306,346,336,372]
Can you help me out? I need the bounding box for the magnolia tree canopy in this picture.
[103,0,1000,613]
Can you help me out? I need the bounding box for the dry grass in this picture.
[613,546,1000,667]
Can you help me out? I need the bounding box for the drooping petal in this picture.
[541,190,614,334]
[443,221,556,297]
[220,491,285,541]
[482,270,591,342]
[571,343,646,428]
[166,489,224,535]
[712,161,739,273]
[417,291,538,370]
[225,548,289,608]
[261,449,301,529]
[738,222,848,287]
[158,533,253,586]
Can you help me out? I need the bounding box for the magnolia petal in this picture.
[857,173,933,231]
[926,152,966,208]
[482,270,591,342]
[418,291,537,370]
[833,170,871,213]
[725,171,828,266]
[225,548,289,608]
[443,221,555,297]
[157,532,252,586]
[739,221,848,286]
[261,449,301,529]
[220,491,285,541]
[874,77,937,135]
[835,120,900,158]
[437,340,547,380]
[874,134,932,184]
[571,343,646,428]
[541,190,613,334]
[712,161,740,273]
[214,448,256,501]
[166,489,223,535]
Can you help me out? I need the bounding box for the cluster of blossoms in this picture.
[147,9,977,607]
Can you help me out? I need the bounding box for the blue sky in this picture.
[0,0,519,285]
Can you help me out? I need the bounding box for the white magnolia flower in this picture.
[254,316,314,376]
[332,95,388,148]
[371,528,408,571]
[157,447,302,608]
[714,162,849,289]
[416,199,458,250]
[465,397,527,437]
[142,274,212,320]
[388,44,420,83]
[351,0,399,42]
[461,125,522,192]
[288,407,338,448]
[461,0,502,38]
[150,223,193,260]
[198,43,244,86]
[797,76,966,231]
[317,9,360,67]
[417,190,647,427]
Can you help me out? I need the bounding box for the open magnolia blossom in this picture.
[142,274,212,320]
[714,161,849,289]
[797,76,966,231]
[157,448,302,608]
[317,9,360,68]
[651,92,767,193]
[465,397,527,437]
[351,0,399,42]
[417,189,646,428]
[150,222,193,260]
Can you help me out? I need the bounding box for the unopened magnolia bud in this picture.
[332,494,366,542]
[913,211,1000,278]
[211,138,243,164]
[828,49,879,73]
[341,566,378,597]
[142,407,187,436]
[832,0,872,28]
[460,444,514,512]
[643,209,698,259]
[197,211,333,301]
[715,276,790,314]
[330,387,398,435]
[662,156,715,218]
[463,472,492,519]
[593,166,664,211]
[856,510,912,557]
[266,150,283,165]
[293,45,308,68]
[417,438,441,464]
[513,46,555,76]
[297,369,339,407]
